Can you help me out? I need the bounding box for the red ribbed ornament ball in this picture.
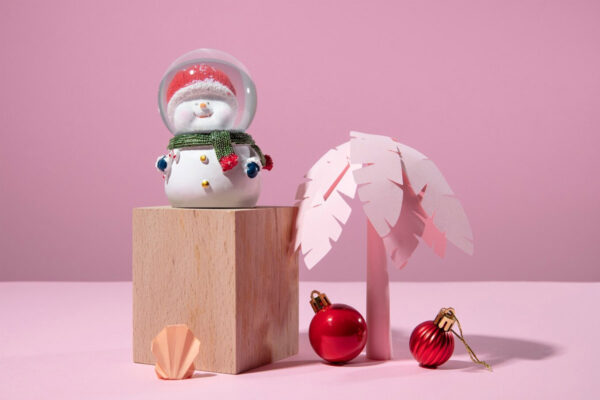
[410,308,493,371]
[409,320,455,368]
[308,290,367,363]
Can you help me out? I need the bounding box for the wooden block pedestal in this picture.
[132,206,298,374]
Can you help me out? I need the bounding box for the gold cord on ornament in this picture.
[446,309,493,371]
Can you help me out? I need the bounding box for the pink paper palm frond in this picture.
[350,131,405,237]
[294,142,361,269]
[395,141,474,256]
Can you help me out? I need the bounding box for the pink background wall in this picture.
[1,0,598,281]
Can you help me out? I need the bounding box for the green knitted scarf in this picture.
[168,131,267,167]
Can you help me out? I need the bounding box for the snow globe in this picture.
[156,49,272,208]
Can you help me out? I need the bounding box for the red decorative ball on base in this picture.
[409,320,454,368]
[308,290,367,363]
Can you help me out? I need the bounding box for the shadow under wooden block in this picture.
[132,206,299,374]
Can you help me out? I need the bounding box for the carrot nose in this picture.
[200,103,207,109]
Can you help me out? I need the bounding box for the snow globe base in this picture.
[164,144,261,208]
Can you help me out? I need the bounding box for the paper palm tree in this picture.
[294,131,473,360]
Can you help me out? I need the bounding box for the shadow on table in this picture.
[247,328,559,373]
[191,372,217,379]
[438,333,559,371]
[245,331,383,373]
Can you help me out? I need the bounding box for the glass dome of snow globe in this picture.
[158,49,257,135]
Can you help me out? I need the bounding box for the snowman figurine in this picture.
[156,49,272,208]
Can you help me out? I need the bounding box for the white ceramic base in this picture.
[164,144,261,208]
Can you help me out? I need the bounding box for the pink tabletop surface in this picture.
[0,281,596,399]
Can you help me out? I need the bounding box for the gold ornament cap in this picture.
[310,290,331,313]
[433,307,457,332]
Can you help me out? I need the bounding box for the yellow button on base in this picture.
[201,180,210,187]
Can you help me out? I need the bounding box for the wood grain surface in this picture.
[132,206,298,374]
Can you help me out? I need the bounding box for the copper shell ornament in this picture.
[151,324,201,379]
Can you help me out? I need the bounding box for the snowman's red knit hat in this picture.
[166,64,237,121]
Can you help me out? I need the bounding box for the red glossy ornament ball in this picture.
[308,290,367,363]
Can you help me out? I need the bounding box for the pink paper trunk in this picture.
[366,219,392,360]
